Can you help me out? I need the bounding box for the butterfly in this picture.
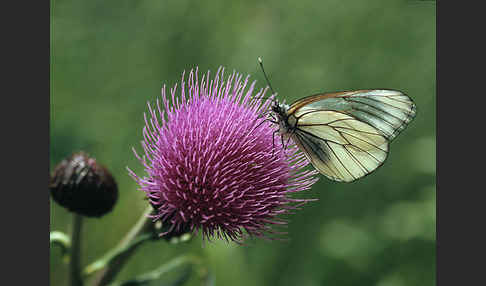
[269,89,416,182]
[257,58,416,182]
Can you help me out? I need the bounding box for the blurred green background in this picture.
[50,0,435,285]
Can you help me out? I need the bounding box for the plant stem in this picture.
[89,206,154,286]
[70,214,84,286]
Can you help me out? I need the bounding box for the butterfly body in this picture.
[270,89,416,183]
[271,102,294,135]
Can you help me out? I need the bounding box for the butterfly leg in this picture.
[280,134,285,151]
[257,110,270,119]
[252,112,278,133]
[253,118,272,131]
[284,136,292,151]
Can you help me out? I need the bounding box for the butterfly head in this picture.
[271,100,293,134]
[271,100,288,119]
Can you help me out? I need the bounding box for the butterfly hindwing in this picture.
[292,110,389,182]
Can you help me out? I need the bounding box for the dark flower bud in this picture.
[49,152,118,217]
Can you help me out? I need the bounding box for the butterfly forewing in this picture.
[290,89,416,141]
[287,89,415,182]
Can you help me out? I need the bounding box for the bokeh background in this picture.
[50,0,436,285]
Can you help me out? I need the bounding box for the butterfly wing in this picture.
[289,89,417,141]
[288,89,416,182]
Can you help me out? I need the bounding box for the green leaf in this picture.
[108,255,202,286]
[50,231,71,263]
[117,265,192,286]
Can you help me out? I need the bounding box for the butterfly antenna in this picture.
[258,57,276,96]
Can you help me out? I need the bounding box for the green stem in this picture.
[70,214,84,286]
[87,206,154,286]
[83,233,154,277]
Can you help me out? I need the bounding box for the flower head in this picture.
[50,152,118,217]
[128,67,317,242]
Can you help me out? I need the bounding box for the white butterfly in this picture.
[270,89,416,182]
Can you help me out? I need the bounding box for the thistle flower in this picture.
[50,152,118,217]
[128,67,318,242]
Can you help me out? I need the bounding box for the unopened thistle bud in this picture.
[49,152,118,217]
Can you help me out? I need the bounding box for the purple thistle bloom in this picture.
[128,67,318,243]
